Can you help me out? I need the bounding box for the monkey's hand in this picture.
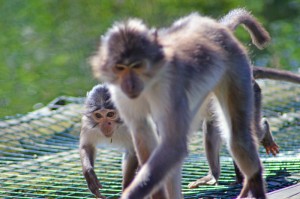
[188,174,217,188]
[84,168,106,198]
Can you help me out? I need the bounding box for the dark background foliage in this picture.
[0,0,299,118]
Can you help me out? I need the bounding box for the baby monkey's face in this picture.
[92,109,119,137]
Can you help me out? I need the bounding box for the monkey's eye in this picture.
[106,111,116,118]
[115,64,126,71]
[131,62,143,69]
[94,112,102,119]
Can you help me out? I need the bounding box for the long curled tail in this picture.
[220,9,300,84]
[220,8,271,49]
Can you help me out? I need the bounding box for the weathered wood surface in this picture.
[267,183,300,199]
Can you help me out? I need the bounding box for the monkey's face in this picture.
[92,109,119,137]
[91,20,164,99]
[112,61,147,99]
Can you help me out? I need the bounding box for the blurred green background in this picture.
[0,0,299,118]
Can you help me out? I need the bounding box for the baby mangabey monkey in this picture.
[79,84,138,198]
[91,8,268,199]
[189,8,300,188]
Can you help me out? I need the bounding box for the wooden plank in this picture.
[267,183,300,199]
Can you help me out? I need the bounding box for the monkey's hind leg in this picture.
[216,78,266,198]
[253,81,279,156]
[188,117,221,188]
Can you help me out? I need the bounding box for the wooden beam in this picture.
[267,183,300,199]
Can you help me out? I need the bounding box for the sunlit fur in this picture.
[91,9,266,199]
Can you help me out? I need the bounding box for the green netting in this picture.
[0,80,299,199]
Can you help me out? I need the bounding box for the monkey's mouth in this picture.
[103,131,113,138]
[126,92,140,99]
[100,126,114,137]
[121,84,143,99]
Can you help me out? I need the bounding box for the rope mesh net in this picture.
[1,80,299,199]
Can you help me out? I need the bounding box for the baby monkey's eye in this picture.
[107,111,115,118]
[94,112,102,119]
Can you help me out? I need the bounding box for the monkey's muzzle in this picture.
[100,122,114,137]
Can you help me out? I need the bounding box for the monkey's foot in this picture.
[264,143,280,156]
[237,169,266,199]
[261,118,280,156]
[188,175,217,188]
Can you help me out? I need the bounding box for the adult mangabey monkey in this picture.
[79,84,138,198]
[189,8,300,188]
[91,11,266,199]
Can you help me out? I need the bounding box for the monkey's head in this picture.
[84,84,122,137]
[90,19,164,99]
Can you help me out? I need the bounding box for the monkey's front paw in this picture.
[84,169,105,198]
[188,175,217,188]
